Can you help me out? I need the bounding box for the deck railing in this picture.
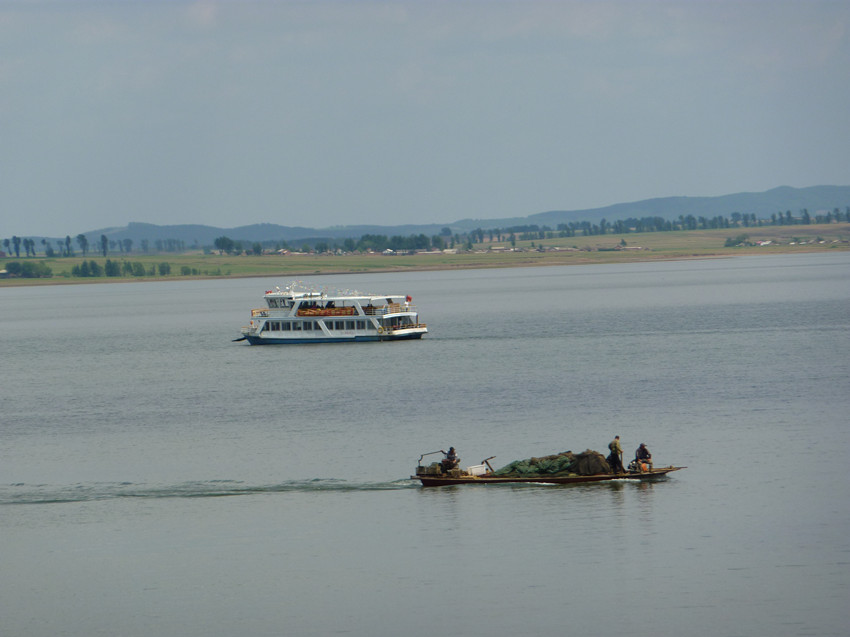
[386,323,427,331]
[252,305,420,319]
[365,304,417,315]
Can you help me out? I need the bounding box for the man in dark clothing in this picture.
[441,447,459,472]
[607,436,625,473]
[635,443,653,470]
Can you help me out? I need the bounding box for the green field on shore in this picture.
[2,224,848,286]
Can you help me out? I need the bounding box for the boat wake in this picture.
[1,479,418,505]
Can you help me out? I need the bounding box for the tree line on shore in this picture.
[1,234,188,260]
[2,259,206,279]
[213,207,850,255]
[3,206,849,268]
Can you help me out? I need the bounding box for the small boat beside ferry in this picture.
[412,449,684,487]
[236,284,428,345]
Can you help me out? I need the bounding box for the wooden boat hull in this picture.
[413,466,684,487]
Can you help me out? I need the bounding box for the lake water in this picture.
[2,253,848,637]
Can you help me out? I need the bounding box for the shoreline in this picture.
[1,245,846,288]
[3,223,848,287]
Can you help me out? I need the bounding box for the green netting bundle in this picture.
[493,450,611,477]
[493,451,576,476]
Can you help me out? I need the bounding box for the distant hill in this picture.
[452,185,850,231]
[12,185,850,247]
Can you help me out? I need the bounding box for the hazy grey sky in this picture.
[3,0,849,237]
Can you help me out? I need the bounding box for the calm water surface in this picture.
[2,253,849,637]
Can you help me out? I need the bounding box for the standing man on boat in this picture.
[608,436,625,473]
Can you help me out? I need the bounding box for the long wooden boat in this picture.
[413,466,684,487]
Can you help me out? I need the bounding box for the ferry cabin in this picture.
[240,290,427,344]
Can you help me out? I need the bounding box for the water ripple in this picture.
[0,479,418,505]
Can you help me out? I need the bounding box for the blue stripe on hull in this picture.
[244,333,424,345]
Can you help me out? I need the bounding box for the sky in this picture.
[2,0,849,237]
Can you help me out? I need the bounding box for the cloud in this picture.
[2,0,848,236]
[186,0,217,29]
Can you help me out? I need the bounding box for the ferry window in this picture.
[335,320,345,330]
[282,322,291,331]
[345,321,354,330]
[356,320,365,330]
[324,321,333,330]
[293,322,301,331]
[303,321,313,331]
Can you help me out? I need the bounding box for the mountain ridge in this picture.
[13,185,850,245]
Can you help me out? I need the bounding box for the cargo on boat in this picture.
[412,449,685,487]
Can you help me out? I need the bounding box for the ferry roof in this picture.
[263,289,411,303]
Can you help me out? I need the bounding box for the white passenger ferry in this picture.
[236,284,428,344]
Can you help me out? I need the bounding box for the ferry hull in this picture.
[244,331,426,345]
